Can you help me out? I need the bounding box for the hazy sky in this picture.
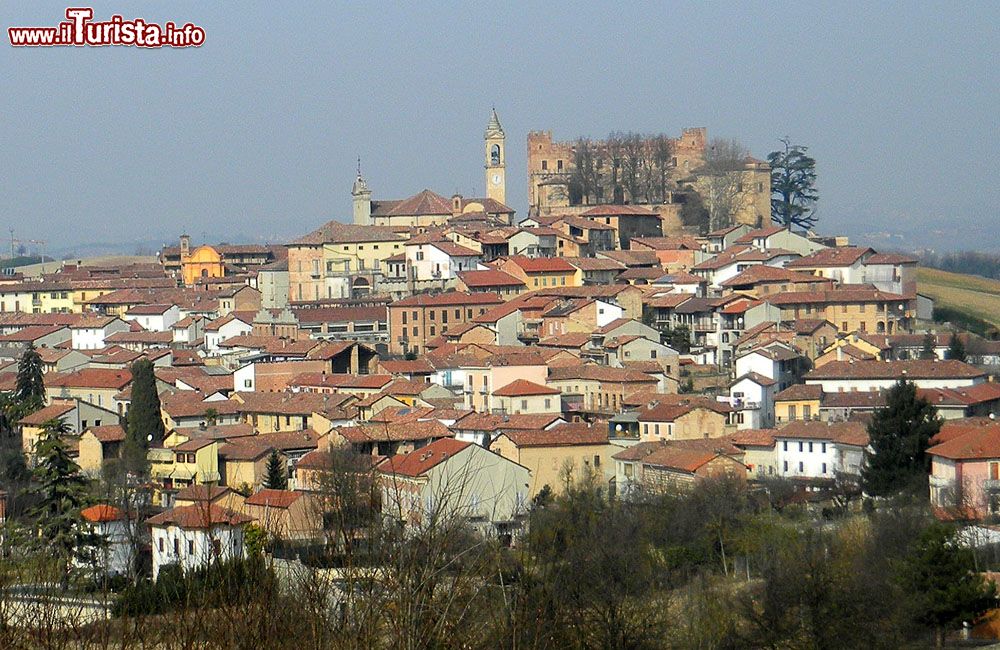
[2,1,997,255]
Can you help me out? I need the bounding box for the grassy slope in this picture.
[917,266,1000,330]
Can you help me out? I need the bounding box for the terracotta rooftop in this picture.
[392,291,504,308]
[497,422,608,447]
[45,368,132,390]
[774,420,869,446]
[927,423,1000,460]
[377,438,472,477]
[457,269,525,288]
[492,379,560,397]
[805,360,986,381]
[81,504,125,523]
[580,204,658,216]
[245,489,303,509]
[146,504,252,529]
[786,246,872,268]
[291,221,405,246]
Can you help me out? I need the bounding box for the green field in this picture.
[917,266,1000,334]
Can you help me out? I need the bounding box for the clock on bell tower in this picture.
[484,108,506,205]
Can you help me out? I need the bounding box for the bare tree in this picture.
[698,137,752,231]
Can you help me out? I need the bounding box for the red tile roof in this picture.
[774,420,869,446]
[81,504,125,523]
[384,189,453,217]
[457,269,525,288]
[805,360,986,381]
[245,489,303,509]
[86,424,126,443]
[146,504,252,529]
[786,246,872,268]
[927,423,1000,460]
[580,204,658,216]
[492,379,560,397]
[378,438,472,477]
[505,256,576,273]
[497,422,608,447]
[45,368,132,390]
[391,291,504,308]
[19,401,76,426]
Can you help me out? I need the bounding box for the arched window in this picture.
[490,144,500,166]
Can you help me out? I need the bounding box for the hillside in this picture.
[917,266,1000,335]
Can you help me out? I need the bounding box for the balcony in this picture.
[929,475,953,488]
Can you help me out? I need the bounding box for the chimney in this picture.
[837,346,843,361]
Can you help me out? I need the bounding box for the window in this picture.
[412,311,418,320]
[557,159,563,171]
[650,350,657,359]
[213,539,222,555]
[798,461,804,472]
[187,540,194,555]
[158,538,164,552]
[173,538,179,555]
[594,455,601,467]
[782,441,787,451]
[402,312,407,324]
[788,405,797,420]
[783,461,788,472]
[541,160,548,171]
[821,463,827,474]
[798,442,803,452]
[429,326,435,336]
[244,379,252,388]
[412,327,419,336]
[416,251,424,261]
[442,311,448,323]
[520,399,528,411]
[429,310,436,321]
[803,405,812,419]
[821,442,827,453]
[808,442,813,452]
[544,398,551,409]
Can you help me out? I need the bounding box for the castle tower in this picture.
[352,161,372,225]
[484,108,506,205]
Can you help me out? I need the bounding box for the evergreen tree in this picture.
[768,138,819,230]
[30,419,100,589]
[948,333,967,362]
[919,333,937,360]
[897,523,997,648]
[14,342,45,412]
[125,359,165,465]
[264,448,287,490]
[861,380,941,497]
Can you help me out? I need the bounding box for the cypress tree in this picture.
[919,333,937,360]
[264,448,287,490]
[861,380,941,497]
[948,333,967,362]
[15,342,45,412]
[125,359,165,458]
[30,419,100,589]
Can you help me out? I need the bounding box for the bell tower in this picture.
[352,159,372,225]
[484,108,506,205]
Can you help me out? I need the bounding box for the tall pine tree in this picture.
[30,419,100,589]
[125,359,165,467]
[264,448,288,490]
[861,380,941,497]
[14,342,45,412]
[898,523,997,648]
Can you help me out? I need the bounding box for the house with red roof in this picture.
[378,437,530,533]
[147,503,253,581]
[495,255,580,291]
[927,420,1000,520]
[455,268,526,297]
[612,439,747,495]
[387,291,504,356]
[491,379,561,416]
[403,233,483,284]
[242,489,320,540]
[80,504,134,577]
[490,422,614,499]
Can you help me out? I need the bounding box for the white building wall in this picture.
[776,437,836,479]
[151,523,245,581]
